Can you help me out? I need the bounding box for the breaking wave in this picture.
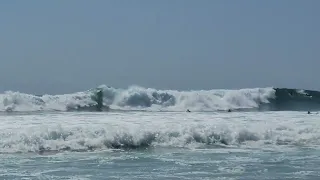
[0,120,318,153]
[0,85,320,112]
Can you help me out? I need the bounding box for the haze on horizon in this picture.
[0,0,319,94]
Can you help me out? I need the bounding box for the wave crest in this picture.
[1,85,320,112]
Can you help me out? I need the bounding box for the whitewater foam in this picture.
[0,85,276,112]
[0,111,319,153]
[0,90,96,112]
[2,84,320,112]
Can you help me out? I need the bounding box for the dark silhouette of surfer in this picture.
[186,109,191,112]
[227,109,232,112]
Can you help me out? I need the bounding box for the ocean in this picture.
[0,86,320,179]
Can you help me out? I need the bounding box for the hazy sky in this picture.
[0,0,319,94]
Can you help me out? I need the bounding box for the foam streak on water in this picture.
[0,111,320,179]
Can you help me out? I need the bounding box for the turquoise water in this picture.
[0,112,319,179]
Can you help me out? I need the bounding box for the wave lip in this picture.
[1,85,320,112]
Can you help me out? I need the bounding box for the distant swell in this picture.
[0,85,320,112]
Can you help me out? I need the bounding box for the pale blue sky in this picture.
[0,0,319,94]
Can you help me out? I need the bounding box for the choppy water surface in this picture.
[0,111,320,179]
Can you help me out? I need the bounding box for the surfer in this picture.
[308,111,311,114]
[186,109,191,112]
[228,109,232,112]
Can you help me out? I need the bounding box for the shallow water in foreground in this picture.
[0,111,320,179]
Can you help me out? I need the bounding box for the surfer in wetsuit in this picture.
[186,109,191,112]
